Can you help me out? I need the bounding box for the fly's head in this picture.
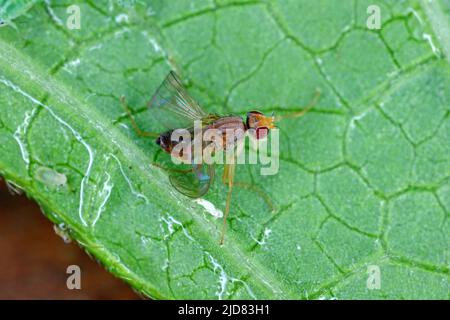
[246,111,276,139]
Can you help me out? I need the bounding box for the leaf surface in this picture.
[0,0,449,299]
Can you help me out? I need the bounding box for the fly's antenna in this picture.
[276,88,321,121]
[120,96,159,138]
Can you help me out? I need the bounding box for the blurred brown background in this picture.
[0,179,139,299]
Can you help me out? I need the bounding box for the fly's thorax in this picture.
[209,116,245,131]
[209,116,246,150]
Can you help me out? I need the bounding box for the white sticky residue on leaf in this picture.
[88,44,103,52]
[66,58,80,68]
[315,57,323,65]
[108,0,114,12]
[207,252,229,300]
[92,172,113,226]
[206,252,257,300]
[35,166,67,188]
[0,77,95,227]
[118,123,129,131]
[407,7,423,25]
[160,215,193,240]
[115,13,129,24]
[62,58,81,74]
[141,31,178,71]
[161,258,169,271]
[349,109,370,131]
[318,295,338,300]
[84,93,96,103]
[423,33,440,56]
[108,153,148,203]
[149,38,163,53]
[141,31,163,54]
[341,24,351,33]
[44,0,64,26]
[13,106,38,168]
[296,244,301,251]
[160,216,174,236]
[194,198,223,218]
[252,227,272,246]
[139,235,151,246]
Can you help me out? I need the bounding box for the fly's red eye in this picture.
[256,126,269,139]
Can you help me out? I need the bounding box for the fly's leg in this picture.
[120,96,159,138]
[233,182,276,212]
[220,163,235,245]
[276,88,321,121]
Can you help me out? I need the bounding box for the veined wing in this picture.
[148,71,209,130]
[169,163,215,198]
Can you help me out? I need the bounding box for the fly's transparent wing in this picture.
[169,163,215,198]
[148,71,208,130]
[151,72,216,197]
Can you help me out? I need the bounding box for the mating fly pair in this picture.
[122,71,318,244]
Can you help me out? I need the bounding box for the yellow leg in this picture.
[220,163,235,245]
[276,88,321,121]
[120,96,159,138]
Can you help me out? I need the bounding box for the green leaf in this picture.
[0,0,40,24]
[0,0,449,299]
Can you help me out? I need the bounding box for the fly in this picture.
[121,71,319,244]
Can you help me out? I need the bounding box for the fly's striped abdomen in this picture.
[156,116,246,155]
[209,116,246,150]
